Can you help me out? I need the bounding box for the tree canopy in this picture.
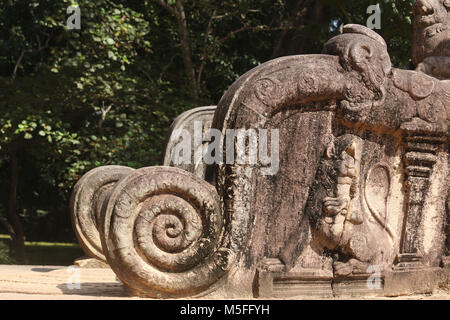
[0,0,416,262]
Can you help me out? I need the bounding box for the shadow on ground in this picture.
[56,282,129,297]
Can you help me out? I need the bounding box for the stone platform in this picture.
[0,265,134,300]
[0,265,449,300]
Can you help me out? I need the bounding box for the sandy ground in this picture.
[0,265,449,300]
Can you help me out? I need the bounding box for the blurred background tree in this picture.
[0,0,415,263]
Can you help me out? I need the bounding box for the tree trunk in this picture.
[175,0,199,98]
[272,0,327,58]
[154,0,199,97]
[7,143,28,264]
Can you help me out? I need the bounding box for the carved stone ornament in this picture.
[163,106,216,178]
[70,1,450,298]
[70,165,135,262]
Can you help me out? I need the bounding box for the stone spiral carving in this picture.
[68,12,450,297]
[100,166,234,298]
[70,165,135,262]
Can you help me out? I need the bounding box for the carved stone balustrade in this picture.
[70,1,450,298]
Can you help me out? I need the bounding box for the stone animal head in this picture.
[412,0,450,66]
[323,25,391,98]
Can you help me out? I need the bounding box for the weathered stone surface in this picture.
[69,1,450,299]
[412,0,450,265]
[100,166,234,298]
[307,134,395,277]
[416,56,450,80]
[163,106,216,178]
[207,23,448,298]
[0,265,448,299]
[70,165,135,262]
[384,267,444,296]
[256,258,334,298]
[74,257,110,269]
[412,0,450,70]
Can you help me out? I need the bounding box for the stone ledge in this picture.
[0,265,449,300]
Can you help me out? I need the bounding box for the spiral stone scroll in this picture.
[100,166,235,298]
[70,165,135,262]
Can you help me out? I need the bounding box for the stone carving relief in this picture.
[70,1,449,298]
[307,135,394,278]
[209,23,448,296]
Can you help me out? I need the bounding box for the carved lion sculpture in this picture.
[413,0,450,79]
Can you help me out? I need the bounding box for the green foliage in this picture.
[0,0,166,241]
[322,0,414,68]
[23,240,84,265]
[0,0,416,242]
[0,239,17,264]
[0,235,83,265]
